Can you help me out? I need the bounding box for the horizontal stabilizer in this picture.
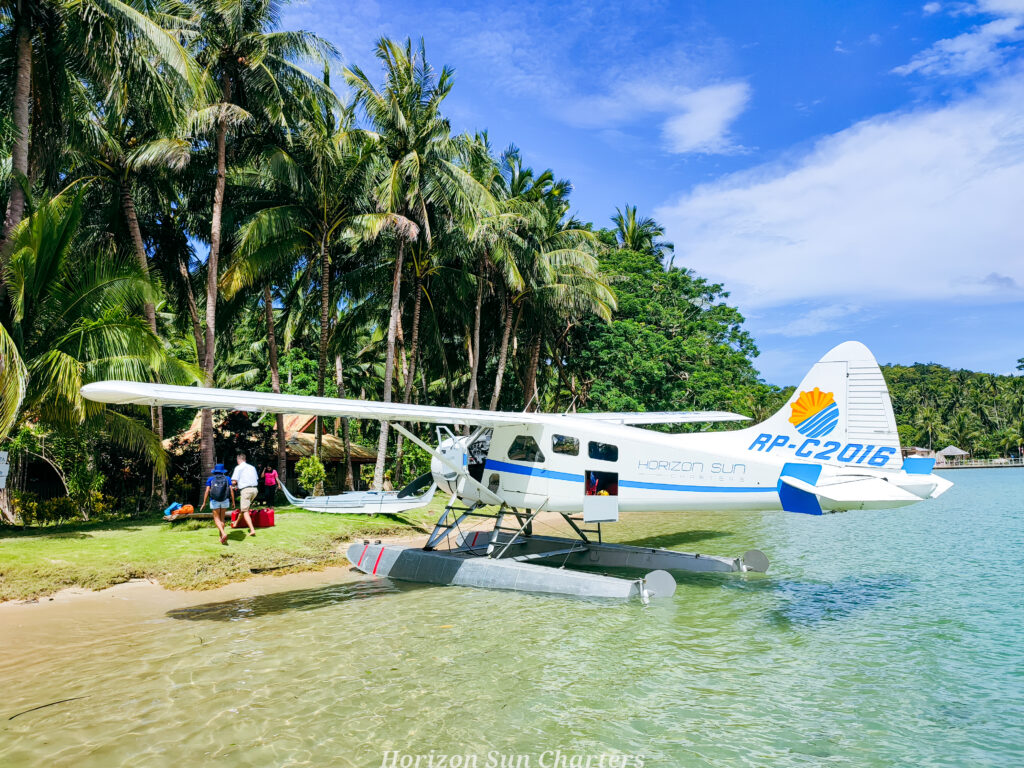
[780,474,922,511]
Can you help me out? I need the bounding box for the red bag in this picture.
[232,508,275,528]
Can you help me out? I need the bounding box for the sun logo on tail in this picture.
[789,388,839,438]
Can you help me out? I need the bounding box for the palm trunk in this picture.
[465,260,485,409]
[177,254,205,362]
[336,354,354,490]
[524,332,541,412]
[2,16,32,253]
[121,182,167,504]
[403,273,423,405]
[489,292,514,410]
[200,84,230,476]
[265,284,287,483]
[395,274,425,474]
[373,239,405,489]
[316,240,330,456]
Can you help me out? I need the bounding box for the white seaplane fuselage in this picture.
[435,415,945,515]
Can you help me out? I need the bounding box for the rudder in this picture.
[747,341,901,460]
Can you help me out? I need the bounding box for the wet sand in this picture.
[0,566,368,643]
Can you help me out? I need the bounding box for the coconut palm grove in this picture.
[1,0,1022,525]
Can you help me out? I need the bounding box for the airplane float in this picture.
[82,341,952,602]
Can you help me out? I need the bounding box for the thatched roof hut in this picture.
[165,412,376,465]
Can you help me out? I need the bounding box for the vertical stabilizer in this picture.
[745,341,901,464]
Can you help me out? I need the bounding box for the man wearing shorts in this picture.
[201,463,235,544]
[231,451,258,536]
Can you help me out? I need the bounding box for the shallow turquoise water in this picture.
[2,469,1022,767]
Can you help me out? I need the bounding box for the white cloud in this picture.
[660,83,751,154]
[655,75,1024,311]
[923,2,943,14]
[558,79,751,155]
[764,305,863,337]
[896,0,1024,76]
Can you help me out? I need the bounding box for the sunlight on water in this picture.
[2,469,1023,767]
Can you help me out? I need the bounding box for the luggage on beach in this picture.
[231,507,275,528]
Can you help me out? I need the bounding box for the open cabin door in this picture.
[583,469,619,523]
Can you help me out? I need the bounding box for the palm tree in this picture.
[499,187,615,411]
[0,0,195,251]
[188,0,337,473]
[223,96,401,456]
[345,37,493,488]
[915,406,943,451]
[0,188,194,520]
[68,82,192,503]
[611,204,674,259]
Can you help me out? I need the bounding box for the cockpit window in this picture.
[552,434,579,455]
[508,435,545,463]
[588,441,618,462]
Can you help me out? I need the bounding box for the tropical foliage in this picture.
[2,3,1018,526]
[883,364,1024,457]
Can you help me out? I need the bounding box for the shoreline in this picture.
[0,507,437,603]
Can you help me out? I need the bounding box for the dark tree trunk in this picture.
[2,16,32,254]
[121,182,166,504]
[316,240,330,456]
[489,291,515,410]
[178,254,205,363]
[394,274,424,486]
[524,332,541,412]
[265,284,287,483]
[373,239,404,489]
[336,354,354,491]
[200,81,231,476]
[466,260,485,409]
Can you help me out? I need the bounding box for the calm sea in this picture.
[2,468,1022,767]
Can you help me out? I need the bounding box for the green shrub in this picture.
[12,492,79,525]
[296,456,326,495]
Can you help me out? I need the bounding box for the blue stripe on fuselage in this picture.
[484,459,584,483]
[484,460,770,494]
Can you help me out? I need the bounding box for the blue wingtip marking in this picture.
[778,462,823,515]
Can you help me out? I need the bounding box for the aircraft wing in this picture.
[81,381,751,429]
[570,411,750,425]
[80,381,535,427]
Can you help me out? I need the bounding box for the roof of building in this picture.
[164,411,376,462]
[937,445,970,457]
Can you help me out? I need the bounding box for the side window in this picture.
[552,434,579,455]
[588,441,618,462]
[508,435,545,463]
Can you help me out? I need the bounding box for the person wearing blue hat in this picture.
[200,463,235,544]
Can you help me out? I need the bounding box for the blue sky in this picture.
[282,0,1024,385]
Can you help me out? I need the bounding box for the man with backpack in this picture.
[201,463,235,545]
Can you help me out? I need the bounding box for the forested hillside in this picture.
[882,364,1024,457]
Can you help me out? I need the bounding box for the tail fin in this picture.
[748,341,901,463]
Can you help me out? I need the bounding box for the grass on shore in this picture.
[0,499,449,602]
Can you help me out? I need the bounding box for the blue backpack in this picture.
[209,474,230,502]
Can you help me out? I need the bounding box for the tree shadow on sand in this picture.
[166,577,428,621]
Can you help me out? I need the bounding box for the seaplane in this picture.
[82,341,951,603]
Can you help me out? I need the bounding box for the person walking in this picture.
[200,463,235,545]
[230,451,258,536]
[260,465,279,505]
